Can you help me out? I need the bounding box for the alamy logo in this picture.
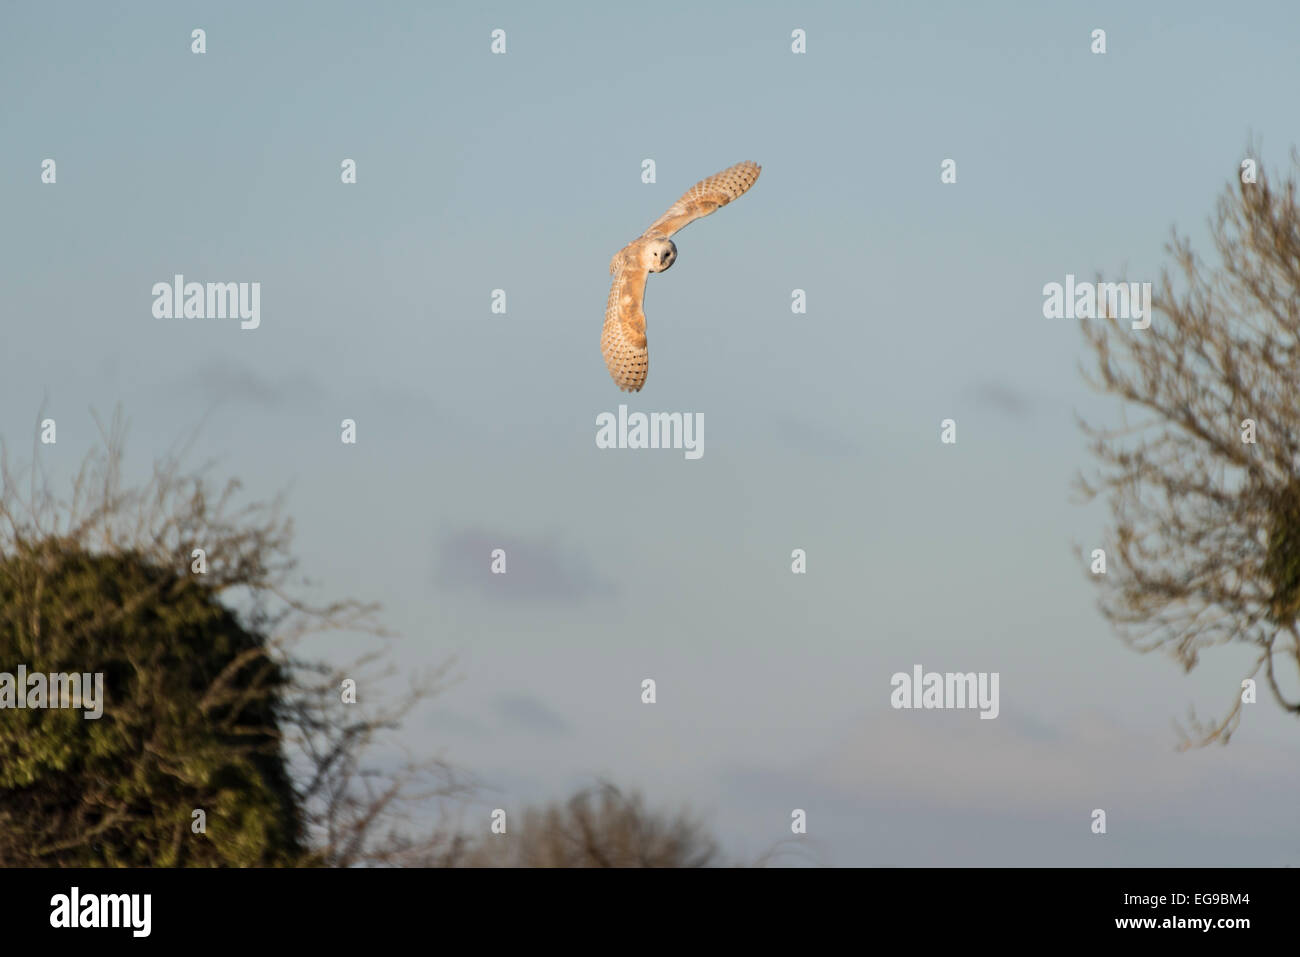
[0,666,103,719]
[890,664,999,719]
[1042,273,1151,330]
[50,887,151,937]
[595,405,704,460]
[152,274,261,329]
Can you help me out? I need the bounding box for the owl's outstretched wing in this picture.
[643,160,761,239]
[601,253,650,392]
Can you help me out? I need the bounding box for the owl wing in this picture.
[601,253,650,392]
[643,160,761,239]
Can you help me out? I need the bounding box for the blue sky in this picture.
[3,0,1300,865]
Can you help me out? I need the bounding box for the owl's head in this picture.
[643,237,677,273]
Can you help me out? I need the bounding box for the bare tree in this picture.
[451,782,720,867]
[1078,145,1300,746]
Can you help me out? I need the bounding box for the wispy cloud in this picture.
[961,381,1034,419]
[183,358,326,409]
[433,527,615,603]
[739,708,1300,816]
[769,415,862,458]
[494,694,573,737]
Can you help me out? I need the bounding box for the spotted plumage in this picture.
[601,161,761,391]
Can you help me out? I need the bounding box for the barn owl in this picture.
[601,160,761,391]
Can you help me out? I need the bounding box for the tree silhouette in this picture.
[447,782,720,867]
[0,411,459,865]
[1079,146,1300,746]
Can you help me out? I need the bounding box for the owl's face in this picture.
[643,237,677,273]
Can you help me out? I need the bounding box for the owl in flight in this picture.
[601,160,761,391]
